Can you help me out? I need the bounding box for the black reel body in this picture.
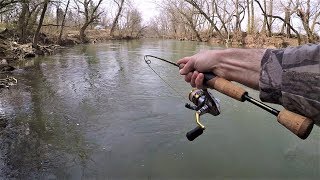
[185,89,221,141]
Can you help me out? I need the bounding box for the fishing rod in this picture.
[144,55,314,141]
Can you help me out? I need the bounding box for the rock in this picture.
[0,59,7,64]
[11,41,18,47]
[0,64,15,72]
[24,53,36,58]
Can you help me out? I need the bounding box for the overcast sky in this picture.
[132,0,159,23]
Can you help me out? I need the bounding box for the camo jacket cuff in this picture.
[259,44,320,124]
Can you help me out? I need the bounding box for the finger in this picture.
[179,59,195,75]
[191,71,199,87]
[195,73,205,89]
[184,72,193,82]
[177,56,191,65]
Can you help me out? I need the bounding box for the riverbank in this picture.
[0,28,307,73]
[208,33,299,48]
[0,29,65,71]
[0,28,142,72]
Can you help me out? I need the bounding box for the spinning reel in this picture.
[185,89,221,141]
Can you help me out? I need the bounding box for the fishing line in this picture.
[144,55,187,101]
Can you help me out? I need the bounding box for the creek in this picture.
[0,39,319,179]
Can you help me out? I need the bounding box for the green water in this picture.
[0,39,319,179]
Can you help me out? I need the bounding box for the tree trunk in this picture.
[285,10,291,37]
[77,0,103,43]
[33,0,50,47]
[27,8,41,34]
[18,2,28,42]
[250,0,254,33]
[261,0,267,34]
[110,0,124,37]
[297,0,315,43]
[80,23,89,42]
[58,0,70,44]
[267,0,273,36]
[246,0,251,33]
[235,0,240,31]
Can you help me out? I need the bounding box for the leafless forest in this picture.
[0,0,319,47]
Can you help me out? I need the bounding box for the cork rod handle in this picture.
[205,75,314,139]
[277,109,314,139]
[206,77,247,101]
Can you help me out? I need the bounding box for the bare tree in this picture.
[54,0,64,28]
[122,7,143,37]
[250,0,254,33]
[280,0,296,37]
[246,0,251,33]
[233,0,246,32]
[110,0,124,37]
[58,0,70,44]
[255,0,301,44]
[18,0,43,42]
[258,0,272,36]
[261,0,267,33]
[164,0,202,41]
[33,0,50,47]
[234,0,240,31]
[295,0,320,42]
[184,0,225,40]
[268,0,273,34]
[75,0,103,42]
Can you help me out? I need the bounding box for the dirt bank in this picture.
[208,33,300,48]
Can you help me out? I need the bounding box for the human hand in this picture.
[177,49,265,90]
[177,50,228,89]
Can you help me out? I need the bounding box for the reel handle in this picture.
[186,126,204,141]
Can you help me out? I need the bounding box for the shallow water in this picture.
[0,39,319,179]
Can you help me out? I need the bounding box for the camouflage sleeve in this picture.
[259,44,320,125]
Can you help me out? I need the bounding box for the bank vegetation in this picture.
[0,0,147,64]
[0,0,319,63]
[146,0,320,48]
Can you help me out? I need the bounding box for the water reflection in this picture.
[0,57,94,179]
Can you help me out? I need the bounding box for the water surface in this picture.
[0,39,319,179]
